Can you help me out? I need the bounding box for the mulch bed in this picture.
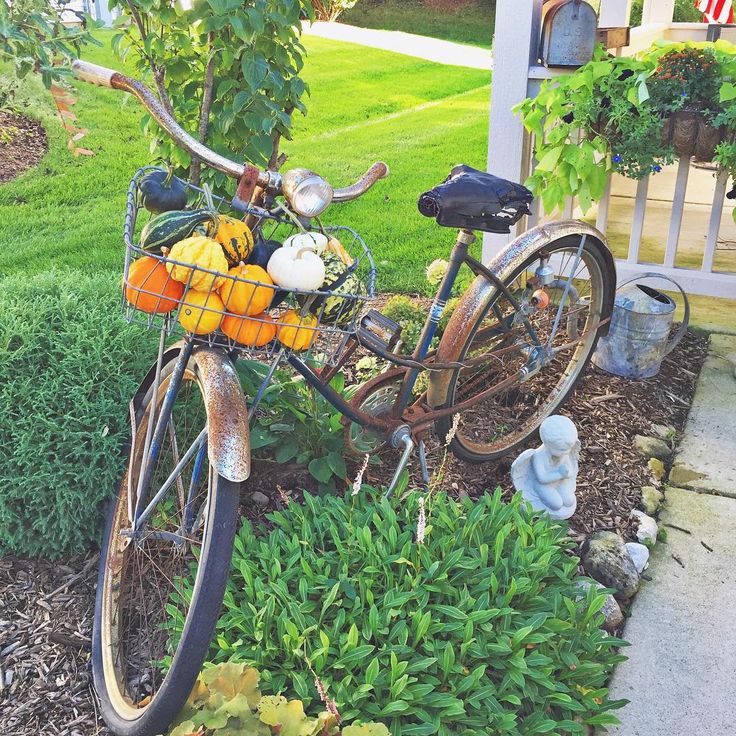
[0,110,48,183]
[0,329,708,735]
[0,554,105,735]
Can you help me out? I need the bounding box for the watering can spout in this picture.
[592,273,689,379]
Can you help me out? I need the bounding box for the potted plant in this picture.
[514,41,736,216]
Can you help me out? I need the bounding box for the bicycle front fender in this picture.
[427,221,615,409]
[131,342,250,484]
[192,348,250,484]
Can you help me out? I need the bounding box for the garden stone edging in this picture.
[580,531,640,601]
[633,435,671,461]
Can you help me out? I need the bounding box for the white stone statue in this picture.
[511,415,580,520]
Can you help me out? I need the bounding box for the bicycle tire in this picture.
[435,234,613,463]
[92,361,240,736]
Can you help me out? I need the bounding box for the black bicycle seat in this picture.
[417,164,533,234]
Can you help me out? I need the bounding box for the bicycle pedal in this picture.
[358,309,402,351]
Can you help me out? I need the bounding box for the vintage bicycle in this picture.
[70,60,616,736]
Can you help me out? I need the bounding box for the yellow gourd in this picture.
[166,236,228,291]
[219,264,274,316]
[276,310,318,351]
[178,290,225,334]
[214,215,254,265]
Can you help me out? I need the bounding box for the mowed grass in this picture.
[0,31,490,293]
[342,0,496,49]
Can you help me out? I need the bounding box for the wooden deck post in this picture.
[483,0,544,262]
[599,0,632,26]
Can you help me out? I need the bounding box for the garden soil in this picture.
[0,111,48,183]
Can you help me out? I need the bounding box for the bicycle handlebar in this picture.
[71,60,389,202]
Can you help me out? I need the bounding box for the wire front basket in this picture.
[122,167,376,365]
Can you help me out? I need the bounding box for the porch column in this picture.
[640,0,676,24]
[599,0,633,26]
[483,0,544,261]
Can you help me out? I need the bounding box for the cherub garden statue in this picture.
[511,415,580,520]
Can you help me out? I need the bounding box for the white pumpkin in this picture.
[267,246,326,291]
[283,231,329,254]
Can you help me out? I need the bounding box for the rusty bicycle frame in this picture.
[71,59,612,520]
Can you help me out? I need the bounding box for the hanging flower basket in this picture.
[661,109,725,162]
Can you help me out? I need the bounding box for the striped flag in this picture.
[697,0,734,23]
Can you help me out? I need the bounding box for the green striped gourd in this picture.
[307,252,363,326]
[140,209,217,254]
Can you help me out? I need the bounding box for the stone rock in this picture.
[631,509,659,544]
[251,491,270,507]
[576,580,624,633]
[625,542,650,573]
[581,531,640,600]
[640,485,664,515]
[648,458,665,483]
[650,423,676,441]
[634,434,671,460]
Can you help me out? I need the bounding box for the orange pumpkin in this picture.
[221,313,276,347]
[219,264,274,316]
[125,256,183,314]
[276,310,319,351]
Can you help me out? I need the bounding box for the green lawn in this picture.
[342,0,495,49]
[0,31,490,294]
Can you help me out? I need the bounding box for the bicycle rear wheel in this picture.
[92,353,239,736]
[435,234,613,463]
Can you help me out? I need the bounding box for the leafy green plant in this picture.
[237,361,348,493]
[0,270,158,556]
[166,662,389,736]
[515,41,736,215]
[110,0,312,189]
[209,490,627,735]
[0,0,99,89]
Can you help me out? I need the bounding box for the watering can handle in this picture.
[618,272,690,358]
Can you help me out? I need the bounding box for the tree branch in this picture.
[191,32,216,185]
[125,0,174,117]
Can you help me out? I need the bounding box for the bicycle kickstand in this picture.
[385,428,431,497]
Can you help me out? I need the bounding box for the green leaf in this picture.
[308,457,333,484]
[535,146,563,172]
[241,53,268,89]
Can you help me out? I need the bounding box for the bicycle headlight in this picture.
[282,168,333,218]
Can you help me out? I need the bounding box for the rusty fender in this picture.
[131,343,250,483]
[427,221,615,408]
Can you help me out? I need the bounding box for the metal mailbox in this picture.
[540,0,598,68]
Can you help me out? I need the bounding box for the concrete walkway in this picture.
[606,334,736,736]
[302,21,493,70]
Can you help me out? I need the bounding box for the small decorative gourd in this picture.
[325,236,353,266]
[125,256,184,314]
[219,264,274,316]
[166,236,228,292]
[214,215,254,266]
[276,310,318,350]
[221,313,276,347]
[247,238,281,270]
[138,167,188,213]
[140,209,217,254]
[283,231,328,253]
[178,290,225,334]
[267,246,325,291]
[303,252,363,326]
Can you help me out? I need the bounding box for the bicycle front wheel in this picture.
[92,355,240,736]
[435,233,613,463]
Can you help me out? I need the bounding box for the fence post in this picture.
[640,0,676,24]
[483,0,544,263]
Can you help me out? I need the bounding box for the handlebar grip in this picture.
[72,60,118,88]
[333,162,390,202]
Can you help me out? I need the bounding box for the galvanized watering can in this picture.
[592,273,690,379]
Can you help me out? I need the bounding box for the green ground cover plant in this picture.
[0,270,158,556]
[209,490,627,736]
